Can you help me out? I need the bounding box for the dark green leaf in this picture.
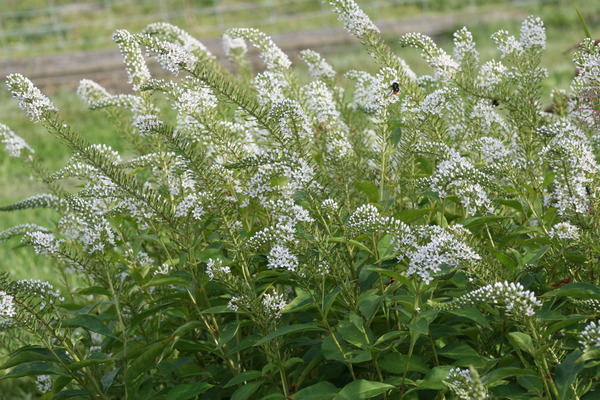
[231,380,264,400]
[542,283,600,299]
[353,181,379,203]
[166,382,213,400]
[62,314,119,340]
[555,350,584,400]
[51,390,88,399]
[291,381,338,400]
[253,323,323,346]
[334,379,394,399]
[482,368,538,385]
[2,362,69,379]
[447,307,492,330]
[379,352,429,374]
[224,370,262,388]
[508,332,535,356]
[1,347,64,369]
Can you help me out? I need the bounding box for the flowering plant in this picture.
[0,1,599,399]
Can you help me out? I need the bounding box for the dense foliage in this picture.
[0,1,599,398]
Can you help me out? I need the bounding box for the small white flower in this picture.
[0,291,16,319]
[6,74,58,123]
[580,320,600,351]
[549,222,580,240]
[36,375,52,393]
[267,245,299,272]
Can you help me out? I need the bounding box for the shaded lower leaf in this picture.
[231,380,265,400]
[334,379,394,400]
[166,382,212,400]
[2,362,69,379]
[254,323,323,346]
[291,381,339,400]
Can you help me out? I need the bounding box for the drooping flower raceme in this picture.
[0,123,34,158]
[540,121,598,217]
[579,320,600,351]
[405,225,481,285]
[300,50,336,81]
[6,74,58,123]
[445,368,488,400]
[0,291,16,319]
[113,30,151,89]
[226,28,291,71]
[328,0,380,38]
[549,222,580,240]
[432,281,542,318]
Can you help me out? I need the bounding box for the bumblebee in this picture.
[390,82,400,95]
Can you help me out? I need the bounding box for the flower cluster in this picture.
[579,320,600,352]
[540,121,598,217]
[226,28,291,71]
[405,225,481,285]
[328,0,380,38]
[433,281,542,318]
[0,291,16,319]
[445,368,488,400]
[113,30,151,88]
[6,74,58,123]
[300,50,336,81]
[205,258,231,281]
[36,375,52,393]
[424,144,493,214]
[548,222,580,240]
[262,292,287,319]
[0,123,34,158]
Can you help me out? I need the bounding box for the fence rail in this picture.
[0,0,550,59]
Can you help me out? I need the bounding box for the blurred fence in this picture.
[0,0,553,59]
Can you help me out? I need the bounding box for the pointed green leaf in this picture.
[334,379,394,400]
[166,382,212,400]
[508,332,535,356]
[231,380,265,400]
[291,381,338,400]
[253,323,323,346]
[224,370,263,388]
[62,314,119,340]
[1,362,69,379]
[542,283,600,300]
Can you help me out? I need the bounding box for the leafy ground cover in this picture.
[0,0,599,398]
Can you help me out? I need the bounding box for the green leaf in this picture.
[101,368,119,392]
[1,347,65,370]
[166,382,213,400]
[447,307,492,330]
[322,333,347,362]
[1,362,70,379]
[575,6,592,38]
[144,274,192,288]
[74,286,111,297]
[334,379,394,400]
[51,390,88,399]
[379,352,429,374]
[542,283,600,300]
[224,370,262,388]
[418,366,453,390]
[508,332,535,357]
[324,287,341,318]
[555,350,584,399]
[283,288,313,313]
[62,314,119,340]
[231,380,264,400]
[338,320,368,350]
[217,321,240,349]
[358,290,381,322]
[438,342,481,361]
[125,337,174,386]
[496,199,525,213]
[482,368,538,386]
[68,357,112,371]
[394,209,431,224]
[354,181,379,203]
[292,381,338,400]
[253,323,323,346]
